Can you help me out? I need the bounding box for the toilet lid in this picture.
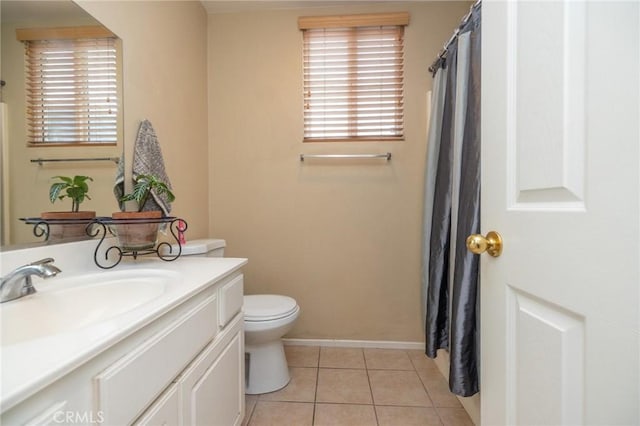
[244,295,298,321]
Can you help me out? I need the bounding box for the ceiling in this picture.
[1,1,95,23]
[2,1,397,20]
[200,1,391,14]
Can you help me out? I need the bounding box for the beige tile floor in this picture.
[242,346,474,426]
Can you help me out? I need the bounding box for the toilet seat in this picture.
[244,295,298,322]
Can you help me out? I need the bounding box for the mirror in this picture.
[1,1,123,249]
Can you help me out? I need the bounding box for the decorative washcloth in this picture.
[132,120,173,216]
[113,152,125,211]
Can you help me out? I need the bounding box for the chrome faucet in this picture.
[0,258,61,303]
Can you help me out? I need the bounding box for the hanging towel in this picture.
[132,119,173,216]
[113,152,125,211]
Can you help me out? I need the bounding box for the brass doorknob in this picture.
[466,231,503,257]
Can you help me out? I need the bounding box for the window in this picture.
[18,26,121,146]
[299,12,408,142]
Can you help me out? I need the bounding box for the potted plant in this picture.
[112,174,175,251]
[42,175,96,240]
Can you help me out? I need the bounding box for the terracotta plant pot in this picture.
[111,211,162,251]
[40,211,96,241]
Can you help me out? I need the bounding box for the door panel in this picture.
[508,288,584,425]
[482,2,639,425]
[509,1,586,208]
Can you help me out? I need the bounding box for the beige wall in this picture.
[208,2,470,342]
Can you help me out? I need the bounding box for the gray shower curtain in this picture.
[423,4,481,397]
[421,63,447,330]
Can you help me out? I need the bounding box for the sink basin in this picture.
[0,269,180,345]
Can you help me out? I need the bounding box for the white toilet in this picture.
[244,294,300,394]
[171,239,300,394]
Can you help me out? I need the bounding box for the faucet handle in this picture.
[28,258,55,266]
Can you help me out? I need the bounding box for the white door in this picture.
[481,2,639,425]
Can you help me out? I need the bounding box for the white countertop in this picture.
[0,256,247,412]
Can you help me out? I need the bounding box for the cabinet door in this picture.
[95,295,218,425]
[180,320,244,426]
[133,384,179,426]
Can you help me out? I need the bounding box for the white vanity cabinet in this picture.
[1,265,245,426]
[132,320,244,426]
[176,275,246,426]
[133,314,244,426]
[178,320,244,426]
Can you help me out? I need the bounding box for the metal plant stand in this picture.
[21,216,187,269]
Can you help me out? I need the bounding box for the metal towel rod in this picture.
[31,157,120,166]
[300,153,391,161]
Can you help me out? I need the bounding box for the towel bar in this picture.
[299,153,391,161]
[30,157,120,166]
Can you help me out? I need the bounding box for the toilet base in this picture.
[245,340,290,394]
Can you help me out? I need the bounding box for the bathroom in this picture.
[1,1,639,425]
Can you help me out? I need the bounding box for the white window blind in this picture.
[301,14,407,142]
[24,36,119,145]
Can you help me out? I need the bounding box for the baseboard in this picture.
[282,338,424,350]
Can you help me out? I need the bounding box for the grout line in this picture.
[366,348,379,425]
[311,346,320,425]
[411,352,438,412]
[362,348,381,425]
[243,396,257,426]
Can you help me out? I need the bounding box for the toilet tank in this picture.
[175,239,226,257]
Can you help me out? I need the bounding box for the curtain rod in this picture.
[428,0,481,75]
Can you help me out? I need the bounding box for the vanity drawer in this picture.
[219,274,243,327]
[95,295,218,426]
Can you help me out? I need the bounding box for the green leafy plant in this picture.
[49,175,93,212]
[119,174,175,212]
